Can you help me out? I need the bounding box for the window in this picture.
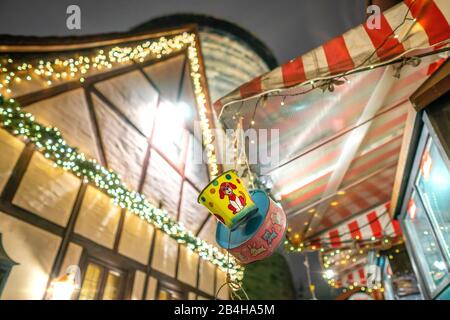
[402,129,450,298]
[156,281,185,300]
[404,191,449,293]
[415,138,450,260]
[79,260,126,300]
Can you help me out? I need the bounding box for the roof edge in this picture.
[131,13,278,69]
[0,24,198,53]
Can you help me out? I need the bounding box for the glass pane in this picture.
[170,290,183,300]
[158,289,171,300]
[102,270,122,300]
[416,137,450,260]
[404,191,450,294]
[79,263,102,300]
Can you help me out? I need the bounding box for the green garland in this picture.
[0,96,243,280]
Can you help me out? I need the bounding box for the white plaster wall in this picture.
[59,242,83,277]
[0,212,61,300]
[74,185,121,248]
[198,259,215,296]
[13,152,81,227]
[118,211,154,264]
[151,230,178,277]
[0,129,24,193]
[145,276,158,300]
[131,270,146,300]
[177,245,199,287]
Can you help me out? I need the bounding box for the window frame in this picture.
[156,278,187,300]
[399,116,450,299]
[78,252,130,300]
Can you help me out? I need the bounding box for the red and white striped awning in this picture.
[307,203,402,250]
[214,0,450,110]
[214,0,450,240]
[338,267,369,288]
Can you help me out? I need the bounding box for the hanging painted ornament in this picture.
[216,189,287,264]
[198,170,257,229]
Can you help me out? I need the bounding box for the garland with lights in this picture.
[321,242,405,292]
[0,32,242,280]
[0,32,219,178]
[0,96,243,279]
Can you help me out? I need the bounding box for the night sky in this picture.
[0,0,366,64]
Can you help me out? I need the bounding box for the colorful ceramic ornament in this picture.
[216,189,287,264]
[198,170,257,229]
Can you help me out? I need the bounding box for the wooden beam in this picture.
[191,28,223,177]
[0,25,197,53]
[0,199,215,299]
[142,228,158,300]
[16,51,183,107]
[91,87,147,137]
[411,59,450,111]
[0,199,64,236]
[0,143,34,202]
[49,183,87,277]
[84,88,108,167]
[113,209,126,252]
[43,182,88,299]
[389,104,419,217]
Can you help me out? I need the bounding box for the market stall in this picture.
[214,0,450,298]
[392,59,450,300]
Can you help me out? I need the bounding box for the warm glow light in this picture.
[177,101,193,121]
[48,274,78,300]
[0,32,241,279]
[324,269,335,279]
[277,165,336,197]
[407,198,417,221]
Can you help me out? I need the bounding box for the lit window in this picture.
[79,261,125,300]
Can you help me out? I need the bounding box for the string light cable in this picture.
[0,33,243,280]
[217,0,449,118]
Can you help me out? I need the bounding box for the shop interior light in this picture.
[47,266,80,300]
[177,101,193,121]
[434,261,446,271]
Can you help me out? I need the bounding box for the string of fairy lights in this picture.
[283,209,402,253]
[0,32,243,280]
[322,245,403,292]
[211,0,449,293]
[214,0,449,291]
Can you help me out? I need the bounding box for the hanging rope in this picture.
[215,228,250,300]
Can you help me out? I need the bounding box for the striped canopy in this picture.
[337,267,370,288]
[308,203,402,250]
[214,0,450,241]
